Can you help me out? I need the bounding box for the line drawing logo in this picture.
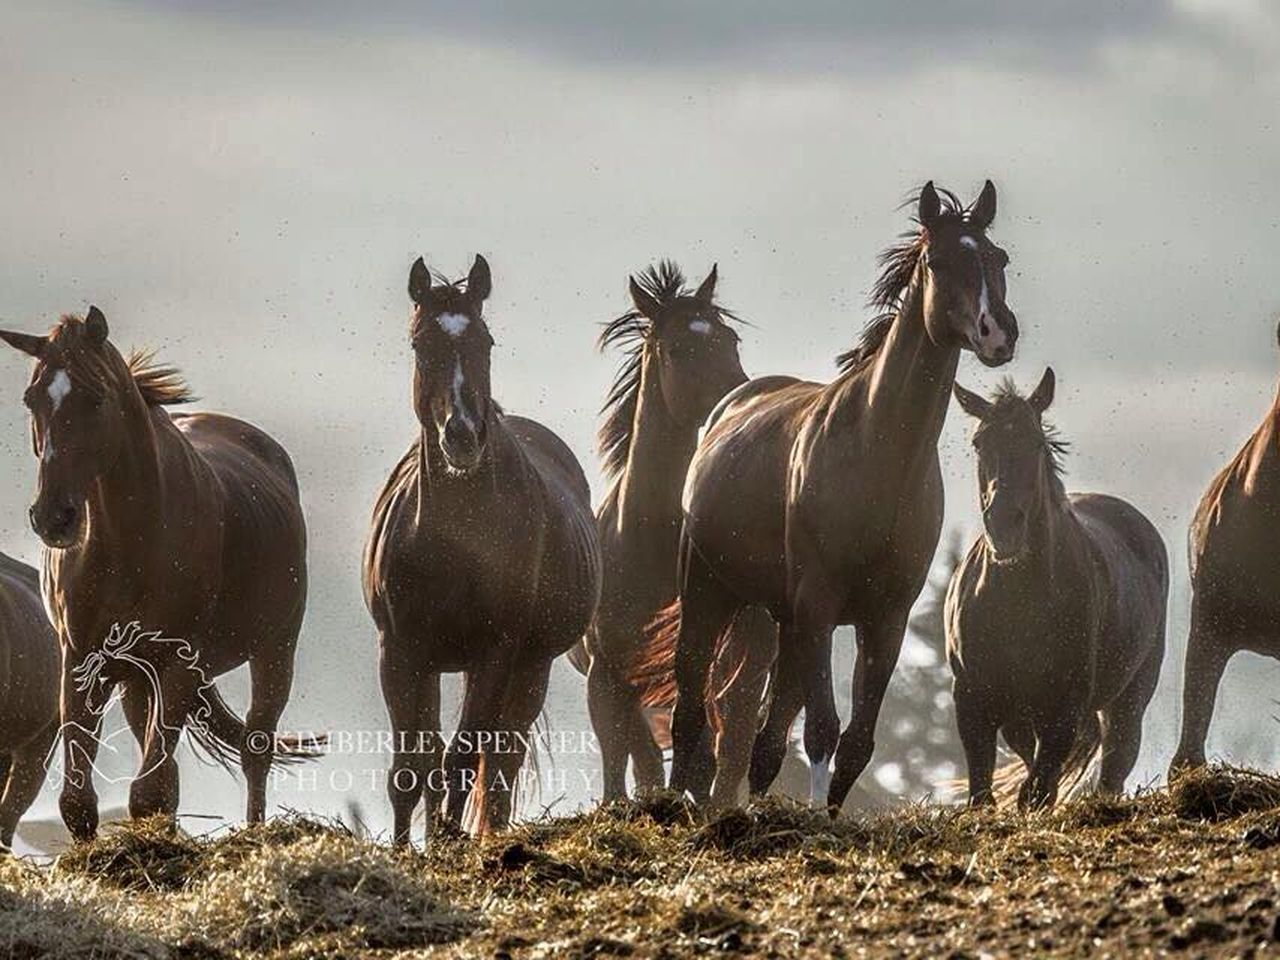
[44,621,219,787]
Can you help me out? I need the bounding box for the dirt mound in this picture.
[3,767,1280,957]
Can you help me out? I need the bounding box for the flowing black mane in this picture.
[596,261,737,480]
[837,185,971,376]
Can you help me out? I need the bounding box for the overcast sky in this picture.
[3,0,1280,837]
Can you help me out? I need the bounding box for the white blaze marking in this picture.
[438,312,470,337]
[689,319,712,335]
[959,238,1008,356]
[42,441,55,463]
[809,758,832,808]
[48,369,71,412]
[452,360,476,429]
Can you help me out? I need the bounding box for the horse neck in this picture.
[831,271,959,472]
[612,350,700,539]
[86,389,166,543]
[414,411,507,521]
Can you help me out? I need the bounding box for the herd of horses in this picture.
[0,179,1275,849]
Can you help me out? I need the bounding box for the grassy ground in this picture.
[3,767,1280,958]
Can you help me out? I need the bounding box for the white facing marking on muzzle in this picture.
[48,369,71,412]
[438,312,470,337]
[689,319,712,335]
[809,757,832,808]
[451,360,476,430]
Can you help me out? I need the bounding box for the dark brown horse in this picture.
[1171,321,1280,774]
[0,551,59,848]
[0,309,320,841]
[364,255,601,844]
[660,181,1019,810]
[947,371,1168,808]
[572,262,776,803]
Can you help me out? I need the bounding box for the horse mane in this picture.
[836,185,970,376]
[47,315,194,407]
[596,261,737,480]
[125,350,195,406]
[988,378,1071,479]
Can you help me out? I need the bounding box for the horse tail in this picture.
[186,684,327,772]
[629,600,684,710]
[991,713,1104,806]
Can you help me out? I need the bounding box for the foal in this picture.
[947,371,1168,808]
[364,255,601,844]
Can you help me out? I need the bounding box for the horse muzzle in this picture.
[439,415,485,476]
[30,499,82,548]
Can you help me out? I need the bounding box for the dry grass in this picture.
[3,766,1280,957]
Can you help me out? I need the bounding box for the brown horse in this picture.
[364,255,601,844]
[572,261,775,803]
[947,371,1168,808]
[1171,321,1280,774]
[0,551,59,848]
[660,181,1019,810]
[0,309,320,841]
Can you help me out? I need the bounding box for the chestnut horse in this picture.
[661,182,1018,811]
[0,310,320,840]
[571,262,775,802]
[0,551,59,848]
[1171,321,1280,774]
[947,371,1167,809]
[364,255,601,844]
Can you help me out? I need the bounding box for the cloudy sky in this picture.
[2,1,1280,837]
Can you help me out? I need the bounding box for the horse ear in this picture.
[970,179,997,231]
[85,306,109,345]
[0,328,47,358]
[694,264,718,304]
[918,181,941,229]
[408,257,431,305]
[953,382,992,420]
[1028,367,1056,415]
[629,277,660,319]
[467,254,492,304]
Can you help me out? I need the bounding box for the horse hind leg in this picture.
[1099,644,1163,794]
[586,650,637,801]
[668,547,739,802]
[0,723,57,848]
[710,608,776,807]
[240,645,303,824]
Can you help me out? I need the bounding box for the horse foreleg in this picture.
[828,610,909,814]
[128,667,196,825]
[443,666,508,830]
[953,683,998,807]
[1022,715,1078,810]
[747,649,802,797]
[1169,607,1233,776]
[380,641,430,846]
[58,655,108,842]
